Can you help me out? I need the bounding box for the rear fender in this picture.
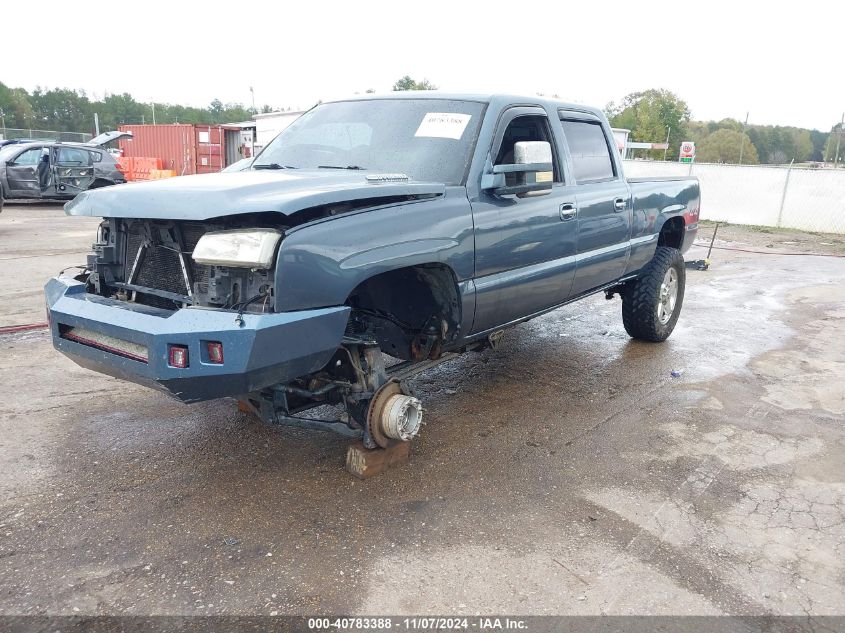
[627,184,700,274]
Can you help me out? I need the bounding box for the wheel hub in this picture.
[366,380,423,448]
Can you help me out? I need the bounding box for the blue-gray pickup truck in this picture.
[46,94,700,450]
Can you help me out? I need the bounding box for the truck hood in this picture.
[65,170,447,220]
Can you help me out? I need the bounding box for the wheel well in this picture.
[345,264,461,361]
[658,216,684,249]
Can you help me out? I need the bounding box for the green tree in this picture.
[616,103,829,166]
[0,84,35,129]
[768,127,797,164]
[684,120,710,145]
[209,99,225,123]
[0,81,16,128]
[810,129,827,162]
[99,92,147,127]
[746,127,770,163]
[789,128,813,162]
[697,129,759,164]
[606,89,690,159]
[392,76,437,91]
[824,123,844,164]
[30,87,94,132]
[715,118,742,133]
[2,84,271,134]
[739,124,813,164]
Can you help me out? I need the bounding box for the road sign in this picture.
[679,141,695,163]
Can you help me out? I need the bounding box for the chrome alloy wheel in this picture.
[657,267,678,324]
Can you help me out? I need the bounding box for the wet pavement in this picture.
[0,204,843,616]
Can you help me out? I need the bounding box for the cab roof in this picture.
[325,92,607,119]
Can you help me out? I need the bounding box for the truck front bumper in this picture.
[45,276,350,403]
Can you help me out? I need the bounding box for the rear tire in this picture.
[622,246,685,342]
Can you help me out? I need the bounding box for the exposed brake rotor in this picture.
[366,380,423,449]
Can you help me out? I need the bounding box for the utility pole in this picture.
[151,102,156,125]
[835,112,844,169]
[738,111,749,165]
[663,126,671,161]
[94,112,100,136]
[250,86,256,115]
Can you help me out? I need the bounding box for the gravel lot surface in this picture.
[1,203,843,616]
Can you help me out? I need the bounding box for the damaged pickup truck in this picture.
[46,94,700,451]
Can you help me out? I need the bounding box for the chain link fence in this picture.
[0,127,92,143]
[623,160,845,235]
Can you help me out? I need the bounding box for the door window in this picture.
[494,115,560,183]
[559,119,615,183]
[56,147,93,165]
[11,147,43,165]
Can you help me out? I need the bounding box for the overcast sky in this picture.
[3,0,843,131]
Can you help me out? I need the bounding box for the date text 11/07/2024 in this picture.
[307,617,528,630]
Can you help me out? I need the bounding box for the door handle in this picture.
[559,202,577,221]
[614,197,627,212]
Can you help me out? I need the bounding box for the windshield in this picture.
[254,99,486,184]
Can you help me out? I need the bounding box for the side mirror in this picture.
[482,141,554,198]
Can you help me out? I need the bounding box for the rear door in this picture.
[53,146,96,194]
[559,112,632,296]
[4,146,44,197]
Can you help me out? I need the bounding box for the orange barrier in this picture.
[116,157,165,181]
[149,169,177,180]
[115,156,131,178]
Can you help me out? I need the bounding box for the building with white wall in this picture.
[252,110,306,150]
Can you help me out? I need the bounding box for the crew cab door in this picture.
[4,146,45,197]
[558,112,632,296]
[469,107,578,334]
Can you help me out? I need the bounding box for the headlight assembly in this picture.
[192,229,283,269]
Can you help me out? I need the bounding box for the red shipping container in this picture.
[117,124,230,176]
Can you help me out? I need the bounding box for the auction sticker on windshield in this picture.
[415,112,472,139]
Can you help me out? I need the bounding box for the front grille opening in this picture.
[134,292,180,311]
[111,220,273,313]
[59,324,149,363]
[123,221,209,310]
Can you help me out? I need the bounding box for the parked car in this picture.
[46,94,700,451]
[0,132,131,210]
